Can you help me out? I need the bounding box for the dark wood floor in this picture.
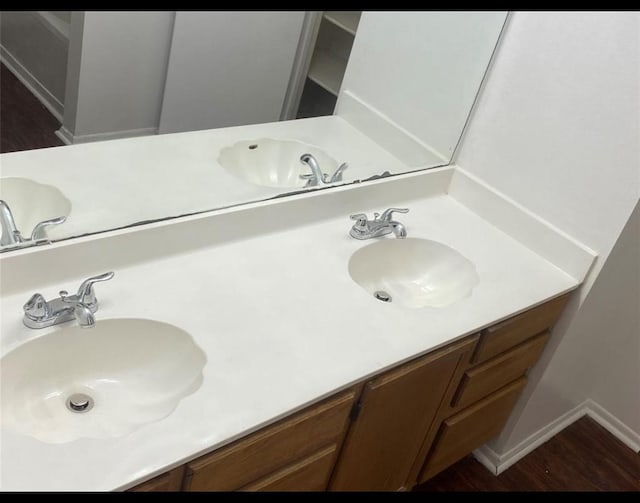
[415,416,640,492]
[1,62,64,153]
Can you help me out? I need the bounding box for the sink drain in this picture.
[374,290,392,302]
[66,393,94,413]
[248,144,258,150]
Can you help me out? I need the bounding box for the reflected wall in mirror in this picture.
[0,11,507,252]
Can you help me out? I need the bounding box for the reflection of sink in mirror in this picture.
[348,238,479,309]
[0,318,207,444]
[0,177,71,244]
[218,138,340,189]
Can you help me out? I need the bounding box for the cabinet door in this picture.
[329,336,477,491]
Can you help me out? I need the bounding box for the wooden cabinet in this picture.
[128,293,571,492]
[452,331,549,410]
[183,389,356,491]
[240,445,337,491]
[413,293,571,486]
[128,466,185,492]
[472,294,569,364]
[420,377,527,481]
[329,336,478,491]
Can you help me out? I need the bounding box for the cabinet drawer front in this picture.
[453,332,549,410]
[185,389,355,491]
[473,293,569,363]
[240,445,337,491]
[128,467,186,492]
[420,377,527,482]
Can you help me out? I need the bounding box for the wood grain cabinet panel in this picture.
[128,466,185,492]
[183,389,355,491]
[240,445,337,491]
[452,331,549,410]
[329,336,478,491]
[472,293,569,363]
[419,377,527,483]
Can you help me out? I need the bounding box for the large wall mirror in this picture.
[0,11,507,252]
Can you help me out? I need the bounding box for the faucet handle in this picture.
[350,213,369,228]
[29,216,67,241]
[327,162,349,183]
[23,293,49,320]
[75,271,115,307]
[379,207,409,222]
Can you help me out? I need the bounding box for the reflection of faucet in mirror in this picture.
[0,199,67,247]
[0,11,508,251]
[299,154,349,187]
[349,208,409,240]
[0,199,21,246]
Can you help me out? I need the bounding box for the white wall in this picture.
[61,11,174,142]
[340,11,507,159]
[158,11,305,134]
[0,11,69,115]
[456,11,640,454]
[581,202,639,433]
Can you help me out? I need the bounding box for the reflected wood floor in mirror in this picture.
[1,63,64,153]
[414,416,640,492]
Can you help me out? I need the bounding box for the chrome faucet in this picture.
[349,208,409,240]
[299,153,349,187]
[23,271,115,329]
[0,199,66,247]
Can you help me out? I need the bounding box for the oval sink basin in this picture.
[0,318,206,443]
[218,138,339,189]
[348,238,479,309]
[0,177,71,243]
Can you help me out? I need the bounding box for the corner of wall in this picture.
[451,12,512,166]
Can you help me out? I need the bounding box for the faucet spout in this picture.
[60,291,96,328]
[73,303,96,328]
[1,199,67,248]
[348,207,410,240]
[389,221,407,239]
[22,273,113,329]
[300,153,326,187]
[0,200,23,246]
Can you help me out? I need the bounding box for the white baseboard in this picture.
[54,126,73,145]
[0,45,64,122]
[473,400,640,475]
[55,126,157,145]
[473,401,587,475]
[585,399,640,452]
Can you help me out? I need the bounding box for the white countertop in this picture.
[0,185,581,491]
[0,115,414,244]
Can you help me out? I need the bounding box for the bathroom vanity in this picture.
[0,11,598,492]
[130,293,568,492]
[0,163,595,491]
